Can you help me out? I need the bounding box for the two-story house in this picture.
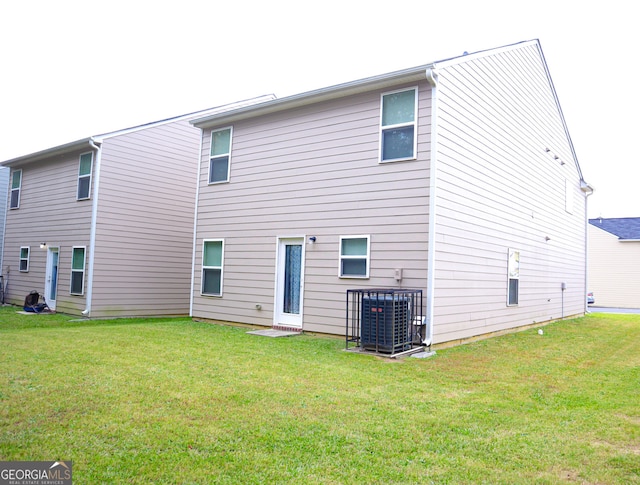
[1,96,273,316]
[189,40,593,346]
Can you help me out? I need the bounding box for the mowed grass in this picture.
[0,307,638,484]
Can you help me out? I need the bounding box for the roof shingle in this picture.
[589,217,640,240]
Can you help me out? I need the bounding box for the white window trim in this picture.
[77,152,93,200]
[208,127,233,185]
[19,246,30,272]
[201,239,224,296]
[10,169,22,209]
[379,86,418,163]
[339,235,370,279]
[70,246,86,295]
[507,248,520,306]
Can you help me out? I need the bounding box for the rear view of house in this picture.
[588,218,640,308]
[189,40,592,346]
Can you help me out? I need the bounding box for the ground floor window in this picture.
[19,246,29,272]
[202,239,224,296]
[507,249,520,306]
[339,236,370,278]
[70,247,86,295]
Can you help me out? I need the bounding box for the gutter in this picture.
[192,67,430,129]
[424,66,439,348]
[82,138,102,316]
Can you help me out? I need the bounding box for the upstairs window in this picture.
[339,236,370,278]
[77,152,93,200]
[19,246,30,272]
[209,128,232,184]
[202,239,224,296]
[380,88,417,162]
[70,247,86,295]
[10,169,22,209]
[507,249,520,306]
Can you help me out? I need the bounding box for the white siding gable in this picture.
[432,41,587,343]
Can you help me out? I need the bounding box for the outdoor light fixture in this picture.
[40,242,47,249]
[308,236,316,243]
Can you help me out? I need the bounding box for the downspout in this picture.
[424,66,439,348]
[0,168,7,282]
[82,138,102,316]
[189,129,205,316]
[581,181,594,314]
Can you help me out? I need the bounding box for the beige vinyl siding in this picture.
[432,42,586,343]
[588,224,640,308]
[89,120,200,317]
[193,84,432,334]
[2,154,93,313]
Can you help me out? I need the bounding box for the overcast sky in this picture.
[1,1,636,218]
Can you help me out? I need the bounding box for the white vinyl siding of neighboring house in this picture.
[588,224,640,308]
[192,85,432,335]
[432,42,587,343]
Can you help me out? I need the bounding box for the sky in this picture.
[0,0,636,218]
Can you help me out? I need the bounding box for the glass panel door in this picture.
[45,247,59,311]
[275,238,305,328]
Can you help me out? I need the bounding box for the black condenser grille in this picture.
[346,289,424,355]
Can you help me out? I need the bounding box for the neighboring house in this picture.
[189,39,593,346]
[1,96,273,317]
[588,218,640,308]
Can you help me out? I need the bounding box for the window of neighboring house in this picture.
[19,246,30,272]
[10,169,22,209]
[77,152,93,200]
[339,236,370,278]
[202,239,224,296]
[70,246,86,295]
[209,127,232,184]
[507,249,520,306]
[380,87,417,162]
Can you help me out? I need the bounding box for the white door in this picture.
[45,247,59,311]
[275,238,305,328]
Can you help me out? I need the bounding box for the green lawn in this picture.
[0,307,638,484]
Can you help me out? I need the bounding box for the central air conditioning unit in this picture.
[361,293,411,353]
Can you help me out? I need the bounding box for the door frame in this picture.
[273,236,306,329]
[44,246,60,311]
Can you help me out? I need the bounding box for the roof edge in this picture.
[1,137,99,167]
[191,66,430,128]
[1,95,277,167]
